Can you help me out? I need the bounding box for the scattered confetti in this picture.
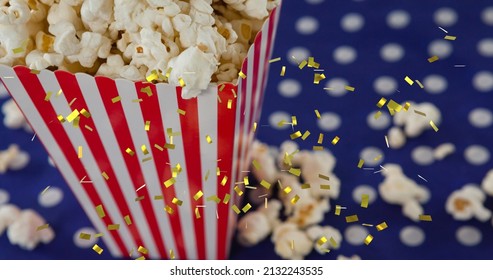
[164,177,176,188]
[361,194,369,208]
[331,136,340,145]
[101,172,109,180]
[193,190,204,201]
[301,130,311,140]
[269,57,281,63]
[238,71,247,79]
[79,233,91,240]
[428,56,439,63]
[364,234,374,245]
[169,249,175,259]
[345,85,355,92]
[419,214,433,222]
[377,97,387,108]
[36,224,50,231]
[78,146,83,158]
[444,35,457,41]
[404,76,414,85]
[107,224,120,231]
[260,180,271,189]
[345,215,359,223]
[290,195,300,205]
[290,131,302,140]
[124,215,132,225]
[138,246,148,254]
[111,96,121,103]
[430,120,439,132]
[280,66,286,76]
[242,203,252,213]
[92,244,103,255]
[314,110,321,119]
[96,205,106,218]
[376,222,388,231]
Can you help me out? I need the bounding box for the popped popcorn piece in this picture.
[77,32,112,68]
[378,163,430,221]
[271,222,312,260]
[243,0,269,19]
[250,140,279,184]
[0,0,31,25]
[393,102,442,138]
[446,184,491,222]
[306,225,342,255]
[337,254,361,260]
[433,143,456,160]
[7,209,55,250]
[236,198,281,246]
[80,0,114,34]
[0,204,21,235]
[0,23,31,63]
[288,197,329,228]
[96,54,125,79]
[387,126,406,149]
[0,144,30,173]
[481,169,493,196]
[48,21,81,56]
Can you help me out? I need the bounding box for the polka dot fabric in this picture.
[1,0,493,260]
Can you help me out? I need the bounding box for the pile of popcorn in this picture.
[0,0,279,98]
[237,140,343,260]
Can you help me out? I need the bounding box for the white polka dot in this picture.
[359,147,384,167]
[367,110,391,130]
[373,76,397,96]
[341,13,364,32]
[278,79,302,98]
[434,7,458,27]
[296,16,319,35]
[469,108,493,128]
[352,185,378,205]
[400,226,425,247]
[423,75,448,94]
[482,7,493,26]
[387,10,411,29]
[456,226,482,246]
[38,186,64,208]
[411,146,435,166]
[324,78,349,97]
[317,112,341,132]
[305,0,324,4]
[473,71,493,92]
[0,189,9,205]
[333,46,357,64]
[428,40,453,59]
[287,47,311,65]
[464,145,490,166]
[380,43,404,62]
[477,38,493,57]
[344,225,369,246]
[269,111,291,130]
[73,227,99,248]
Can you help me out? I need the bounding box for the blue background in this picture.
[1,0,493,259]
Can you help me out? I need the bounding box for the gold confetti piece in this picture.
[206,135,213,144]
[231,205,241,215]
[291,116,298,126]
[416,80,424,89]
[345,215,359,223]
[84,125,93,132]
[221,175,228,186]
[164,143,175,150]
[223,193,231,204]
[238,71,247,79]
[57,115,66,123]
[41,186,50,196]
[374,111,382,120]
[320,185,330,190]
[318,174,330,181]
[227,99,233,109]
[405,76,414,85]
[414,110,427,117]
[12,47,24,54]
[135,196,145,202]
[146,71,159,82]
[280,66,286,76]
[95,205,105,218]
[44,91,52,101]
[124,215,132,225]
[216,167,221,176]
[419,214,433,221]
[36,224,49,231]
[219,84,226,92]
[345,85,355,92]
[444,35,456,40]
[314,110,321,119]
[277,120,287,127]
[73,116,80,128]
[301,130,311,140]
[252,122,257,132]
[78,146,83,158]
[283,186,292,194]
[358,159,365,168]
[260,180,271,189]
[329,237,338,248]
[376,222,388,231]
[92,244,103,255]
[290,195,300,205]
[79,109,91,119]
[143,121,151,132]
[234,185,243,196]
[171,197,183,206]
[165,67,173,78]
[30,69,40,75]
[242,203,252,213]
[331,136,340,145]
[193,190,204,201]
[79,233,91,240]
[361,194,369,208]
[154,144,164,152]
[301,183,311,189]
[317,236,328,246]
[164,177,176,188]
[362,223,374,227]
[243,176,250,186]
[138,246,148,254]
[206,195,221,204]
[291,240,295,251]
[313,73,326,84]
[290,131,302,140]
[177,108,186,116]
[154,195,164,200]
[141,145,149,155]
[387,100,403,114]
[403,102,411,111]
[125,148,135,156]
[165,205,174,214]
[373,155,382,161]
[385,135,390,148]
[269,57,281,63]
[298,60,307,69]
[94,233,104,238]
[135,256,146,260]
[169,249,175,259]
[428,56,439,63]
[142,157,152,163]
[335,205,342,216]
[68,98,77,107]
[195,208,201,219]
[252,159,261,171]
[107,224,120,231]
[289,168,301,177]
[364,234,374,245]
[204,170,210,181]
[101,172,109,180]
[377,97,387,108]
[313,146,324,151]
[430,120,439,132]
[111,96,121,103]
[66,109,80,123]
[178,77,186,87]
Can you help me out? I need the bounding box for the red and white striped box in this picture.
[0,5,281,259]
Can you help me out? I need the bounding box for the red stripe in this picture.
[134,82,187,259]
[216,84,238,260]
[95,77,168,258]
[176,89,206,260]
[13,67,128,256]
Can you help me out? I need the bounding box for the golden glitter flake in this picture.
[164,177,176,188]
[141,145,149,155]
[221,175,228,186]
[165,205,174,214]
[154,195,164,200]
[206,195,221,204]
[234,185,243,196]
[314,110,321,119]
[320,185,330,190]
[313,73,326,84]
[66,109,80,123]
[44,91,52,101]
[444,35,457,40]
[374,111,382,120]
[335,205,342,216]
[419,214,433,221]
[298,60,308,69]
[172,197,184,206]
[283,186,292,194]
[12,47,24,54]
[57,115,66,123]
[92,244,103,255]
[269,57,281,63]
[280,66,286,76]
[78,146,83,159]
[144,121,151,131]
[428,56,439,63]
[376,222,388,231]
[430,120,439,132]
[404,76,414,85]
[107,224,120,231]
[317,236,328,246]
[377,97,387,108]
[231,205,241,214]
[36,224,50,231]
[223,194,231,204]
[95,205,106,218]
[178,77,186,87]
[301,183,311,189]
[177,109,186,116]
[289,168,301,177]
[125,148,135,156]
[79,233,91,240]
[290,131,302,140]
[206,135,213,144]
[344,86,355,92]
[138,246,148,254]
[290,195,300,205]
[364,234,374,245]
[403,102,411,111]
[317,133,324,144]
[301,130,311,141]
[313,146,324,151]
[358,159,365,168]
[252,159,261,170]
[111,96,121,103]
[260,180,271,189]
[193,190,204,201]
[124,215,132,225]
[242,203,252,213]
[169,249,176,259]
[238,71,247,79]
[227,99,233,109]
[361,194,369,208]
[331,136,340,145]
[345,215,359,223]
[318,174,330,181]
[101,172,109,180]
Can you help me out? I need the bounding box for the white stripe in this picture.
[115,79,178,259]
[156,84,197,259]
[196,86,219,259]
[75,74,156,257]
[0,67,121,257]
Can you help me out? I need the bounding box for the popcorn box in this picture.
[0,5,281,260]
